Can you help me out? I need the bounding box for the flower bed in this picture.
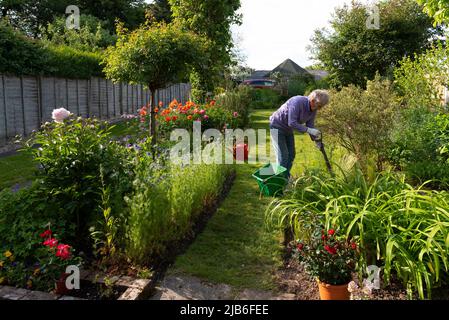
[267,167,449,299]
[0,107,235,296]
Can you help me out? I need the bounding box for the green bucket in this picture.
[252,163,288,197]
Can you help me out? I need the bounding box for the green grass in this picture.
[170,108,343,291]
[0,152,35,191]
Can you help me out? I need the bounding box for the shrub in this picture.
[214,86,253,127]
[394,42,449,110]
[389,108,449,188]
[287,73,316,97]
[0,20,48,75]
[44,44,104,78]
[266,168,449,299]
[0,20,103,78]
[320,75,400,172]
[249,88,282,109]
[23,116,133,252]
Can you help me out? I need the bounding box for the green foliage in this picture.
[0,20,48,75]
[23,116,133,250]
[0,20,103,78]
[310,0,441,88]
[214,86,253,127]
[41,14,116,52]
[320,75,400,171]
[103,22,209,138]
[292,226,358,285]
[125,158,232,264]
[266,167,449,299]
[249,88,282,110]
[388,107,449,188]
[44,44,104,78]
[147,0,173,24]
[394,42,449,110]
[169,0,242,101]
[416,0,449,24]
[287,73,316,97]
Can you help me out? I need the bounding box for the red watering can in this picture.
[233,143,249,161]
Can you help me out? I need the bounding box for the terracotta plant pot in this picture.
[55,273,70,295]
[317,279,350,300]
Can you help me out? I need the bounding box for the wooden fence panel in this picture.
[0,74,190,146]
[0,75,6,144]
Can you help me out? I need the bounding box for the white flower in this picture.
[348,281,359,293]
[52,108,72,123]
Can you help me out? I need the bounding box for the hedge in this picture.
[0,21,103,79]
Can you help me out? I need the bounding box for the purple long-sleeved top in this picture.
[269,96,317,134]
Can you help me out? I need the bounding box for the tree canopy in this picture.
[103,22,209,138]
[416,0,449,25]
[310,0,441,88]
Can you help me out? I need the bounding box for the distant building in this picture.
[247,58,328,81]
[306,69,329,81]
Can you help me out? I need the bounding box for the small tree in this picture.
[103,22,208,142]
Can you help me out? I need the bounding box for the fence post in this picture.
[20,76,26,136]
[105,79,109,119]
[119,83,123,115]
[76,79,80,116]
[87,78,91,117]
[1,75,7,142]
[37,76,43,126]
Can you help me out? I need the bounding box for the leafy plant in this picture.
[266,167,449,299]
[292,226,358,285]
[320,75,400,172]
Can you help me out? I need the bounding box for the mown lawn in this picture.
[170,108,340,291]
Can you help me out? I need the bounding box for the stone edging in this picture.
[0,271,152,301]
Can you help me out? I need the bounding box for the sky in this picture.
[233,0,371,70]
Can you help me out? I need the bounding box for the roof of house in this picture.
[272,59,309,76]
[247,70,271,79]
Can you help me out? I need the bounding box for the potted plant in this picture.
[292,226,358,300]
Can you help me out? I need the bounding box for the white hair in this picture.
[309,90,330,108]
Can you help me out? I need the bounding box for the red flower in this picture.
[324,245,337,255]
[40,230,52,238]
[165,116,171,122]
[154,107,159,113]
[351,242,357,250]
[328,229,335,236]
[321,235,327,241]
[172,116,178,121]
[43,238,58,248]
[56,244,71,260]
[297,243,304,251]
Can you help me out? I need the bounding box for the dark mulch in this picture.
[65,280,128,300]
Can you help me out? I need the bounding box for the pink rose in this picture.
[199,109,206,115]
[233,112,239,118]
[52,108,72,123]
[203,115,209,120]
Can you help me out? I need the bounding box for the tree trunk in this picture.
[149,88,156,145]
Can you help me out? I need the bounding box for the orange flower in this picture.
[187,115,192,120]
[139,109,147,116]
[154,107,159,113]
[210,100,216,106]
[165,116,171,122]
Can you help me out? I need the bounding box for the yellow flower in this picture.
[0,277,5,284]
[33,268,40,276]
[0,261,4,267]
[4,251,12,258]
